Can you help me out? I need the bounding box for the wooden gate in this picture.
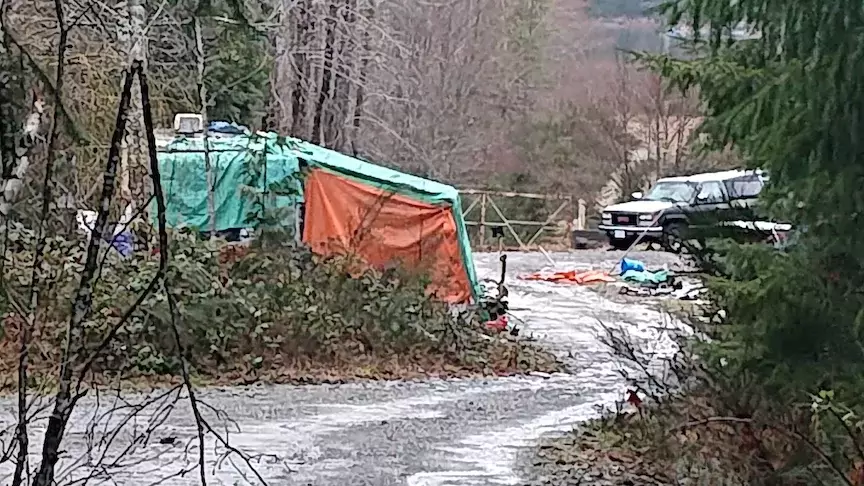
[460,190,586,251]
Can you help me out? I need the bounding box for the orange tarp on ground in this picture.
[303,168,473,303]
[520,270,616,285]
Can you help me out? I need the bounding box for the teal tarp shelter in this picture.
[156,131,480,303]
[156,134,303,236]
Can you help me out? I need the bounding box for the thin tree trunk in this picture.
[314,2,338,146]
[291,0,311,138]
[272,0,297,133]
[194,17,216,236]
[119,0,149,237]
[338,0,359,153]
[32,63,138,486]
[0,7,21,180]
[14,2,67,483]
[305,0,326,142]
[138,64,210,486]
[350,0,374,157]
[0,89,44,217]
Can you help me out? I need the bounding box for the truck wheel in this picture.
[662,222,686,253]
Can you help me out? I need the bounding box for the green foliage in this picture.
[0,223,554,381]
[240,137,303,242]
[513,103,625,196]
[639,0,864,395]
[631,0,864,480]
[158,0,272,127]
[505,0,549,66]
[204,24,271,125]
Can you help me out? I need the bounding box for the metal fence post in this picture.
[479,193,487,249]
[577,199,587,230]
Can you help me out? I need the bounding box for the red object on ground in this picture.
[520,270,616,285]
[484,315,508,332]
[626,390,643,408]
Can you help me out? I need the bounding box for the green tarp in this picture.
[156,132,480,301]
[156,135,302,235]
[621,269,670,285]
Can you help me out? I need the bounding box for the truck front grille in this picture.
[612,213,635,225]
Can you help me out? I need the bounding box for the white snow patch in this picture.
[406,390,620,485]
[404,252,692,485]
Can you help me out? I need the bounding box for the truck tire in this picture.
[662,222,686,253]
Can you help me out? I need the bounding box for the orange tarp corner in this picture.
[302,168,472,303]
[520,270,616,285]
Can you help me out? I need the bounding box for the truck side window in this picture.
[696,181,725,204]
[724,176,764,199]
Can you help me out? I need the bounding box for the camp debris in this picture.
[157,131,480,304]
[619,280,704,300]
[620,257,645,273]
[76,204,134,257]
[516,256,705,301]
[615,258,705,301]
[620,268,670,285]
[520,270,616,285]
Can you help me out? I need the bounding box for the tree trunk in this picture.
[339,0,359,154]
[119,0,149,237]
[0,19,21,180]
[0,10,43,217]
[271,0,298,132]
[313,2,334,145]
[32,63,138,486]
[305,0,326,143]
[330,0,357,151]
[350,0,374,157]
[290,0,311,138]
[194,17,216,236]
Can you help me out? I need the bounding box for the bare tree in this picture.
[118,0,151,230]
[0,3,274,484]
[270,0,375,151]
[593,56,713,211]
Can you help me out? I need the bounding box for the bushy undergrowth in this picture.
[0,225,559,389]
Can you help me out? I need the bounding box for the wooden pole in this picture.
[479,193,487,249]
[194,17,217,237]
[577,198,586,230]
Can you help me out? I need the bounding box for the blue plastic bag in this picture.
[620,258,645,273]
[111,231,134,257]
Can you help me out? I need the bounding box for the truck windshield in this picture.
[644,181,696,203]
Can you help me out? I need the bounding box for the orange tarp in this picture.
[302,168,473,303]
[520,270,616,285]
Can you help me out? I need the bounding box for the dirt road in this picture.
[0,250,685,486]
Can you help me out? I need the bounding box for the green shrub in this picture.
[0,224,556,383]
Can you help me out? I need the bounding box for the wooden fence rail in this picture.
[460,189,586,251]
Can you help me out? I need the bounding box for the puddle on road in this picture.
[406,388,621,486]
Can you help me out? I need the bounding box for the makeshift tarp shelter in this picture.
[157,134,302,236]
[291,136,480,304]
[156,131,480,303]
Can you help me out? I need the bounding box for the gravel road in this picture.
[0,250,686,486]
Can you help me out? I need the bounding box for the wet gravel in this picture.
[0,250,686,486]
